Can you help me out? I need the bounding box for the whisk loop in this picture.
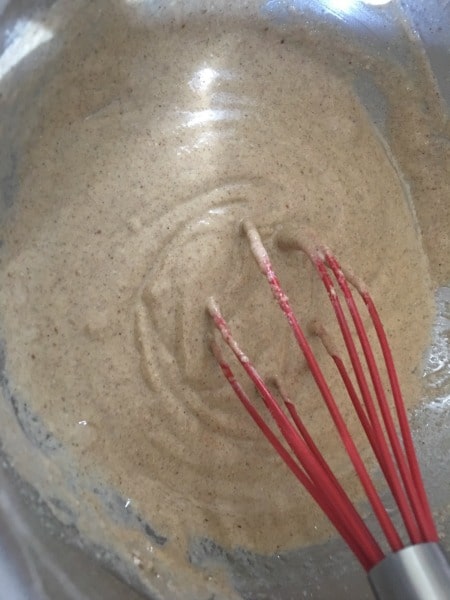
[207,220,441,581]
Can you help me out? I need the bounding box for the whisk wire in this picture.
[362,292,438,542]
[325,252,432,539]
[313,250,424,544]
[209,317,383,570]
[277,227,428,544]
[240,221,404,552]
[208,221,439,572]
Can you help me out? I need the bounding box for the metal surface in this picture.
[369,543,450,600]
[0,465,147,600]
[0,1,449,599]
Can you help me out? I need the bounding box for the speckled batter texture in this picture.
[0,1,447,599]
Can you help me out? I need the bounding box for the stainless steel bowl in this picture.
[0,1,449,599]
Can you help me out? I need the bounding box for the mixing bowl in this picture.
[1,1,449,599]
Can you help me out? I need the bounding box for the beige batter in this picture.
[0,1,448,598]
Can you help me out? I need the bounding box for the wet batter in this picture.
[0,1,447,598]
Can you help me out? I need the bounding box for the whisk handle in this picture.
[368,543,450,600]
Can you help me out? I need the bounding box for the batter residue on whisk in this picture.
[0,1,443,598]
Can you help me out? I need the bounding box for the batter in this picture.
[0,1,446,598]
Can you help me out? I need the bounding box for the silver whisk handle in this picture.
[368,543,450,600]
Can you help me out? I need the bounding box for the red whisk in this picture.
[207,220,450,600]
